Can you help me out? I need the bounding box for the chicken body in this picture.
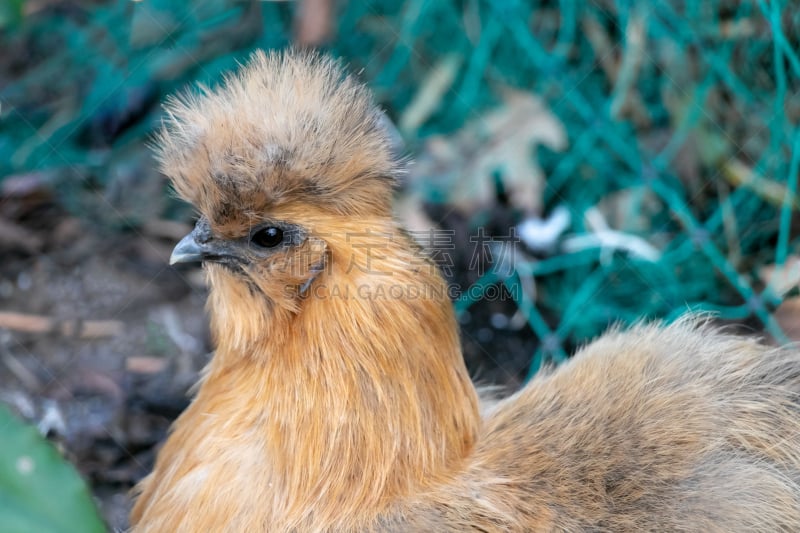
[131,50,800,532]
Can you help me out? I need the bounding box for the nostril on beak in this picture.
[193,217,213,244]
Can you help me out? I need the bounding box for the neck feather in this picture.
[200,225,480,530]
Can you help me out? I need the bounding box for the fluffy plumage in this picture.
[131,49,800,532]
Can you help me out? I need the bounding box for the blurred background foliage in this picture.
[3,0,798,365]
[0,0,799,526]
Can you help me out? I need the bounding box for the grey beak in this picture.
[170,217,239,266]
[170,232,206,265]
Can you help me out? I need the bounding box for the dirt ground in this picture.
[0,207,206,528]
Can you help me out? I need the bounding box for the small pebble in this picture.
[17,272,32,291]
[490,313,509,329]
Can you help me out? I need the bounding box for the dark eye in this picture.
[251,227,284,248]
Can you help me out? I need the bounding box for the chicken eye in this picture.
[251,227,284,248]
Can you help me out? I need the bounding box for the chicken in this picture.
[130,49,800,532]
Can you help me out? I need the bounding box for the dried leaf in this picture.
[399,53,463,134]
[413,90,567,214]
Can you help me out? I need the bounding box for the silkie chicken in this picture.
[131,49,800,532]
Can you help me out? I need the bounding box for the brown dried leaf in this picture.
[413,90,566,214]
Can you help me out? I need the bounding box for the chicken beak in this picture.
[170,218,243,267]
[170,232,206,265]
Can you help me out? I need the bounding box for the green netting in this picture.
[1,0,798,375]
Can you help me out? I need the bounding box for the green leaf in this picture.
[0,405,106,533]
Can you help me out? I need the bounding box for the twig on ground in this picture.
[0,311,124,339]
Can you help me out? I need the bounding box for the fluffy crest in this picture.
[154,49,401,225]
